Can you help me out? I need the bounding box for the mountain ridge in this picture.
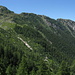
[0,6,75,75]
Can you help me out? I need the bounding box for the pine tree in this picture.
[16,56,28,75]
[6,65,12,75]
[56,61,70,75]
[0,62,6,75]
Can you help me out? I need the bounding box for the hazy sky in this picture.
[0,0,75,21]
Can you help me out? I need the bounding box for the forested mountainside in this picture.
[0,6,75,75]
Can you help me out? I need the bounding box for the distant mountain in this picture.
[0,6,75,75]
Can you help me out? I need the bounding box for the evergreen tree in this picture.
[70,60,75,75]
[6,65,12,75]
[56,61,70,75]
[16,56,28,75]
[0,62,6,75]
[37,60,51,75]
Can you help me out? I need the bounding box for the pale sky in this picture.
[0,0,75,21]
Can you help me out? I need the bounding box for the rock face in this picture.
[18,37,33,50]
[57,19,75,31]
[57,19,75,37]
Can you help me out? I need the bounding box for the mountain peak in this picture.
[0,5,14,14]
[0,5,6,8]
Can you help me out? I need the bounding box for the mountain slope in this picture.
[0,6,75,75]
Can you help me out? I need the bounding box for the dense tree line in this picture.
[0,26,75,75]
